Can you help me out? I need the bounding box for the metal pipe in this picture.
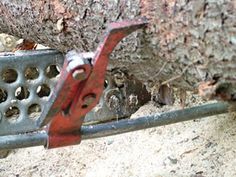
[0,102,230,150]
[0,131,47,150]
[81,102,229,139]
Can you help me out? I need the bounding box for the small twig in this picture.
[153,61,168,78]
[161,60,198,86]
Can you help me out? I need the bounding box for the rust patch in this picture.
[13,39,37,51]
[199,81,234,101]
[198,81,217,99]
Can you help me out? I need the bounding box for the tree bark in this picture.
[0,0,236,101]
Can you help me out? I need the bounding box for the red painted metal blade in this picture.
[47,18,148,148]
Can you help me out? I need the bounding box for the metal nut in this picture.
[107,95,120,111]
[72,68,86,81]
[113,72,125,87]
[128,94,138,108]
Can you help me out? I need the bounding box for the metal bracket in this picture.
[40,18,148,148]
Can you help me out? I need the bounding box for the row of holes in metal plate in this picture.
[0,64,60,123]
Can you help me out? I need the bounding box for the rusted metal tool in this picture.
[38,18,148,148]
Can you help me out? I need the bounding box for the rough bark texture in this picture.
[0,1,236,100]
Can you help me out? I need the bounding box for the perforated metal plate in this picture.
[0,50,64,136]
[0,49,151,137]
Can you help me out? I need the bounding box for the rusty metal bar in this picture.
[0,102,230,150]
[81,102,229,139]
[0,131,47,150]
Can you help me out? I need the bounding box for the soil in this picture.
[1,95,236,177]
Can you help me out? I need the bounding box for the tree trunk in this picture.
[0,0,236,101]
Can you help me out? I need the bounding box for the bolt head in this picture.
[108,95,120,110]
[72,69,86,81]
[128,94,138,108]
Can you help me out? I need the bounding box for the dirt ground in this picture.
[1,99,236,177]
